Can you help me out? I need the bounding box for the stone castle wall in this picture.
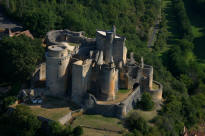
[46,30,95,46]
[119,65,142,90]
[113,38,127,64]
[31,63,46,87]
[148,81,163,101]
[143,64,153,90]
[96,32,106,51]
[46,45,71,96]
[96,31,127,65]
[119,70,129,89]
[72,59,92,104]
[85,86,141,119]
[99,65,118,101]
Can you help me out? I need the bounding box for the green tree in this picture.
[73,126,83,136]
[0,105,41,136]
[139,92,154,111]
[49,122,63,136]
[0,35,44,82]
[2,96,17,109]
[23,10,56,37]
[125,112,150,135]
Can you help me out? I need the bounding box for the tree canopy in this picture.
[138,92,154,111]
[0,35,44,83]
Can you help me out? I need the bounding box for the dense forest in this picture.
[3,0,160,53]
[0,0,205,136]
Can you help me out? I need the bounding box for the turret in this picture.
[46,45,71,96]
[104,31,114,64]
[99,63,118,101]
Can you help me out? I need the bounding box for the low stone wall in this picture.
[58,112,72,125]
[58,109,84,125]
[120,86,141,116]
[85,86,141,119]
[31,63,46,88]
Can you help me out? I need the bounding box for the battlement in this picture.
[47,45,69,58]
[46,29,95,46]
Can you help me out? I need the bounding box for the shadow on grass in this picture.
[40,95,80,110]
[184,0,205,60]
[163,0,181,45]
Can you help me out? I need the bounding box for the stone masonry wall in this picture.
[85,86,141,119]
[72,60,92,104]
[143,64,153,90]
[148,81,163,102]
[32,63,46,81]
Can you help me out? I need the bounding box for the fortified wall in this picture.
[28,26,164,119]
[96,29,127,65]
[46,29,95,47]
[84,86,141,119]
[72,59,92,104]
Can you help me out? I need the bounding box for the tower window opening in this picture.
[58,61,62,65]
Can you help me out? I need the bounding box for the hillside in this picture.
[2,0,160,54]
[0,0,205,136]
[183,0,205,62]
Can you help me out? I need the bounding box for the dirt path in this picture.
[147,1,162,48]
[147,21,160,48]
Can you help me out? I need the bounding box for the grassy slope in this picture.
[72,114,125,136]
[183,0,205,62]
[12,96,79,121]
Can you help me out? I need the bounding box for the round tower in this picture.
[100,64,118,101]
[46,45,71,96]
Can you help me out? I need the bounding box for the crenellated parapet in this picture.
[46,29,95,45]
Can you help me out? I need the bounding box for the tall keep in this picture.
[46,45,70,96]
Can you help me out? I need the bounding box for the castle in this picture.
[32,26,163,118]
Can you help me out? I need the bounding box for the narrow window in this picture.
[58,61,62,65]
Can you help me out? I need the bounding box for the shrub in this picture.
[2,96,17,109]
[138,92,154,111]
[124,112,149,135]
[73,126,83,136]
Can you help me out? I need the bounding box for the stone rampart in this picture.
[46,30,95,46]
[148,80,163,101]
[85,86,141,119]
[46,45,71,96]
[120,86,141,117]
[31,63,46,87]
[96,30,127,65]
[72,59,92,104]
[99,65,118,101]
[143,64,153,89]
[58,112,72,124]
